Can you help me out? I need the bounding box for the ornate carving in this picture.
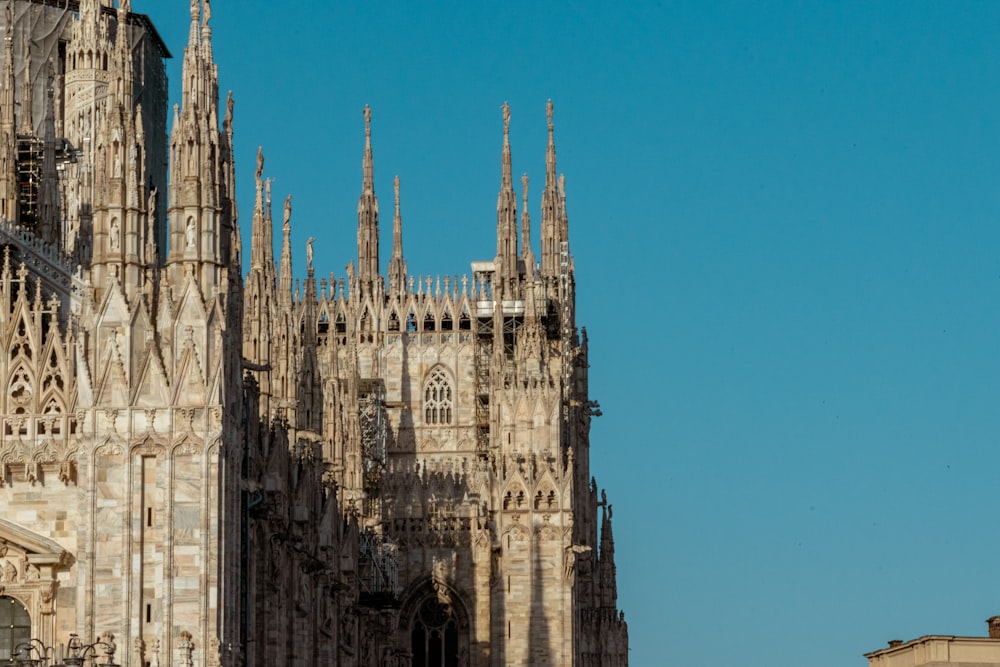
[0,558,16,582]
[176,631,194,667]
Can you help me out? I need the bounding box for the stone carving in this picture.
[176,631,194,667]
[0,558,16,582]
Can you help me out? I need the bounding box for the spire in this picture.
[112,0,134,108]
[362,104,374,195]
[19,36,31,135]
[520,173,534,273]
[387,175,407,296]
[496,102,518,292]
[0,1,18,221]
[38,65,58,243]
[279,192,292,307]
[167,0,227,289]
[599,492,619,611]
[541,99,560,279]
[250,147,274,271]
[356,105,380,294]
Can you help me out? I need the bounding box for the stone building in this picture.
[0,1,628,666]
[865,618,1000,667]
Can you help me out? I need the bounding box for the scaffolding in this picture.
[358,378,386,506]
[474,271,493,459]
[16,135,43,230]
[358,529,400,607]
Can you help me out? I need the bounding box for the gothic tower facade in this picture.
[0,2,627,666]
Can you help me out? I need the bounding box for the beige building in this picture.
[0,1,628,666]
[865,618,1000,667]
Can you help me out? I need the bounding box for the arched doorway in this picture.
[0,595,30,662]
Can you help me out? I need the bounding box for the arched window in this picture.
[0,596,30,662]
[410,597,458,667]
[423,368,453,425]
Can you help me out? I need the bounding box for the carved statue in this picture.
[110,218,120,250]
[147,187,157,220]
[306,237,314,271]
[255,146,264,181]
[202,0,211,25]
[283,194,292,229]
[502,101,511,134]
[0,559,15,583]
[186,219,195,248]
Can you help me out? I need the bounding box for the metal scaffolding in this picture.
[358,378,386,501]
[358,529,400,606]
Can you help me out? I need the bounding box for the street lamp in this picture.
[12,639,55,667]
[62,633,119,667]
[13,634,119,667]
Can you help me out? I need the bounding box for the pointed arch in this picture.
[423,366,453,426]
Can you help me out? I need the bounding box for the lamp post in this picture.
[13,633,119,667]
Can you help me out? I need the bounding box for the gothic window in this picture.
[423,368,453,425]
[423,311,436,332]
[0,596,30,662]
[410,597,458,667]
[441,310,453,331]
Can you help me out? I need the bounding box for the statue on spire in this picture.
[363,104,371,136]
[203,0,212,26]
[283,194,292,229]
[255,146,264,181]
[547,99,554,130]
[502,101,511,136]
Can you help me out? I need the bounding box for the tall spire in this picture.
[387,175,407,297]
[356,104,380,294]
[540,99,560,279]
[38,65,58,243]
[250,147,274,272]
[520,173,534,274]
[19,36,31,135]
[167,0,227,290]
[279,192,292,307]
[0,1,18,221]
[599,495,619,611]
[496,102,518,293]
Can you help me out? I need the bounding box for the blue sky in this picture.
[147,2,1000,665]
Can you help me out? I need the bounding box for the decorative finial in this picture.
[502,101,511,136]
[521,172,529,198]
[363,104,372,137]
[394,175,400,207]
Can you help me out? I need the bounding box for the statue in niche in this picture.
[186,219,195,248]
[110,218,120,249]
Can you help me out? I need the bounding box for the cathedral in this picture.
[0,1,628,665]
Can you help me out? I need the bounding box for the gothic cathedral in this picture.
[0,2,628,666]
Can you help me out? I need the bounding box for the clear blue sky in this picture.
[148,2,1000,666]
